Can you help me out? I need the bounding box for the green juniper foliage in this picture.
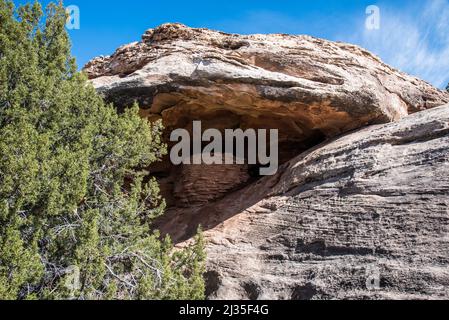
[0,0,205,300]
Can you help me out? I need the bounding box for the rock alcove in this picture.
[84,22,449,231]
[133,99,329,209]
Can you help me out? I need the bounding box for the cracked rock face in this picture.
[84,23,449,300]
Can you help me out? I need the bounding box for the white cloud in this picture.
[345,0,449,89]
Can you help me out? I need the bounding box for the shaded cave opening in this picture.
[150,119,327,209]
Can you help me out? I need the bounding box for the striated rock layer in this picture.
[84,24,449,300]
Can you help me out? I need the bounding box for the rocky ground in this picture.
[84,23,449,300]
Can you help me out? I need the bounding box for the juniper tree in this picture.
[0,0,205,300]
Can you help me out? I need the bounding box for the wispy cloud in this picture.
[344,0,449,89]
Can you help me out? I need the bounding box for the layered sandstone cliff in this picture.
[84,23,449,300]
[200,103,449,299]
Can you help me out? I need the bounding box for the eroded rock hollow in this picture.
[84,23,449,300]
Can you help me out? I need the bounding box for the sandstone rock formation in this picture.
[84,23,449,300]
[84,23,449,155]
[84,23,449,207]
[197,103,449,300]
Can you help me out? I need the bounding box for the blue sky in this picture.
[13,0,449,88]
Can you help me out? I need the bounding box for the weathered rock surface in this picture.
[178,104,449,300]
[84,24,449,300]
